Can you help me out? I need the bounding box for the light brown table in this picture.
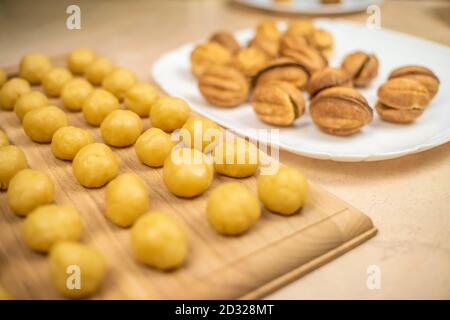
[0,0,449,299]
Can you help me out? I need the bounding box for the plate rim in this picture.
[232,0,384,15]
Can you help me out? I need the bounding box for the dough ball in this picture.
[0,145,28,190]
[0,78,31,110]
[124,83,160,117]
[163,147,213,198]
[61,78,94,111]
[7,169,54,216]
[82,88,119,126]
[131,211,188,270]
[19,53,52,84]
[257,165,308,215]
[100,110,143,147]
[49,241,105,298]
[150,96,190,133]
[102,68,137,100]
[22,204,82,252]
[68,48,96,75]
[42,67,73,97]
[135,128,175,167]
[207,182,260,235]
[51,126,93,160]
[14,91,48,121]
[105,173,149,227]
[84,57,114,85]
[72,143,119,188]
[23,106,69,143]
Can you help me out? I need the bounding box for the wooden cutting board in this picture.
[0,57,377,299]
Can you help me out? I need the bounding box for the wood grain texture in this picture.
[0,58,376,299]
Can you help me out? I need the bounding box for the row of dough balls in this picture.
[0,142,105,299]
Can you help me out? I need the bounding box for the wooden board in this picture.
[0,57,377,299]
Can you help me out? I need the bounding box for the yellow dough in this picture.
[150,96,190,133]
[100,110,143,147]
[7,169,54,216]
[61,78,94,111]
[49,241,106,298]
[257,165,309,215]
[0,78,31,110]
[23,106,69,143]
[213,137,259,178]
[0,69,7,88]
[181,116,221,152]
[19,53,52,84]
[68,48,96,75]
[42,67,73,97]
[0,285,12,300]
[84,57,114,85]
[130,211,188,270]
[163,147,213,198]
[135,128,175,167]
[51,126,93,160]
[0,129,10,147]
[207,182,261,235]
[124,83,160,117]
[14,91,48,120]
[0,145,28,190]
[102,68,137,100]
[72,143,119,188]
[105,173,149,227]
[82,88,119,126]
[22,204,82,252]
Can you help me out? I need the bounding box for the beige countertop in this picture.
[1,0,449,299]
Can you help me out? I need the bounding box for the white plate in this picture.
[233,0,382,15]
[152,19,450,162]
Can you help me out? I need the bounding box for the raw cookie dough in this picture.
[213,137,259,178]
[23,106,69,143]
[72,143,119,188]
[68,48,96,75]
[7,169,54,216]
[42,67,73,97]
[105,173,149,227]
[82,88,119,126]
[131,211,188,270]
[207,182,261,235]
[181,116,221,152]
[51,126,93,160]
[14,91,48,120]
[0,145,28,190]
[257,165,309,215]
[124,83,159,117]
[135,128,175,167]
[0,129,10,147]
[102,68,137,100]
[22,204,82,252]
[61,78,94,111]
[19,53,52,84]
[150,96,190,133]
[100,110,143,147]
[0,78,31,110]
[163,147,213,198]
[49,241,105,298]
[84,57,114,85]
